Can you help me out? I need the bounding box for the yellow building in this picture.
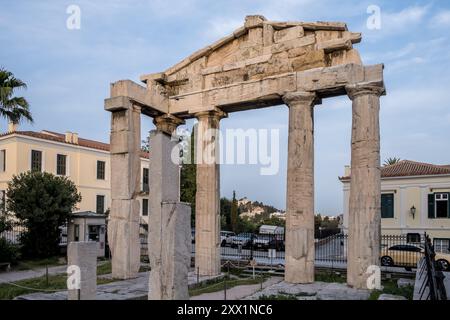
[0,126,150,223]
[340,160,450,253]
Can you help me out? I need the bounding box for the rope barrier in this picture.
[0,280,65,292]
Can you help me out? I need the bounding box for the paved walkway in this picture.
[0,265,68,284]
[15,271,223,300]
[190,276,282,300]
[244,280,371,300]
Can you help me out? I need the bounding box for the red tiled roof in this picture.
[340,160,450,180]
[0,130,150,159]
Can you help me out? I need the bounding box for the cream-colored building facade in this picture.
[0,126,150,223]
[341,160,450,252]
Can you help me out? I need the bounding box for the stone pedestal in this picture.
[195,109,226,276]
[106,99,141,279]
[346,84,384,289]
[282,92,319,284]
[67,242,97,300]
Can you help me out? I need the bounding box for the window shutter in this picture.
[448,193,450,218]
[428,194,435,219]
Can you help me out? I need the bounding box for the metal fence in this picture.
[416,233,447,300]
[0,225,68,246]
[186,232,438,269]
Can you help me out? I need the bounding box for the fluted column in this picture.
[346,83,385,289]
[282,92,320,284]
[195,108,227,276]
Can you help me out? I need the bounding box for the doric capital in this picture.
[153,114,185,135]
[194,108,228,121]
[346,83,386,100]
[282,92,321,107]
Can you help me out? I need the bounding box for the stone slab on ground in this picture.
[15,271,223,300]
[245,281,370,300]
[397,278,415,288]
[191,276,283,300]
[378,294,407,300]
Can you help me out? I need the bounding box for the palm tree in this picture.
[384,157,401,166]
[0,68,33,125]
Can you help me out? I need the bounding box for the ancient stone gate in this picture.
[105,15,385,296]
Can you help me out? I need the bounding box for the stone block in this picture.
[397,278,415,288]
[291,50,327,72]
[274,26,304,43]
[107,219,140,279]
[109,199,140,222]
[67,242,97,300]
[271,34,316,54]
[110,153,141,200]
[316,38,352,53]
[148,202,191,300]
[378,294,407,300]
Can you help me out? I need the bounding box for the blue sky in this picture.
[1,0,450,215]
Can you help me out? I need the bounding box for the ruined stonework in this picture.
[148,130,191,300]
[346,84,384,289]
[67,242,97,300]
[106,98,141,280]
[283,92,320,283]
[105,14,385,296]
[195,109,226,276]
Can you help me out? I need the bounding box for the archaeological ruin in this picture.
[104,15,385,297]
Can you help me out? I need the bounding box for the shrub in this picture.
[0,238,20,263]
[6,171,81,258]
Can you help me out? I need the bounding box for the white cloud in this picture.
[431,10,450,27]
[205,18,242,39]
[364,5,430,41]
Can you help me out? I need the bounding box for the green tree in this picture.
[6,171,81,258]
[180,129,196,224]
[0,68,33,124]
[220,197,232,230]
[384,157,401,166]
[230,191,238,232]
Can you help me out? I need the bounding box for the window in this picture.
[88,225,100,242]
[97,161,105,180]
[407,233,421,243]
[31,150,42,171]
[96,195,105,214]
[74,224,79,242]
[142,199,149,216]
[434,238,450,254]
[0,150,5,172]
[428,193,450,219]
[56,154,67,176]
[381,193,394,218]
[142,168,149,192]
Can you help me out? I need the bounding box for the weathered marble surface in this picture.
[67,242,97,300]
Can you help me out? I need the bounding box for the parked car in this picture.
[231,233,253,248]
[380,244,450,270]
[253,235,271,250]
[191,229,195,244]
[253,234,285,251]
[220,231,235,247]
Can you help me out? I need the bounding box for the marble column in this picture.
[346,83,385,289]
[105,97,141,280]
[282,92,320,284]
[195,109,227,276]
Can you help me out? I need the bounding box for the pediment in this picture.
[141,15,363,97]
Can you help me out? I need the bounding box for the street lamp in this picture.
[410,206,416,219]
